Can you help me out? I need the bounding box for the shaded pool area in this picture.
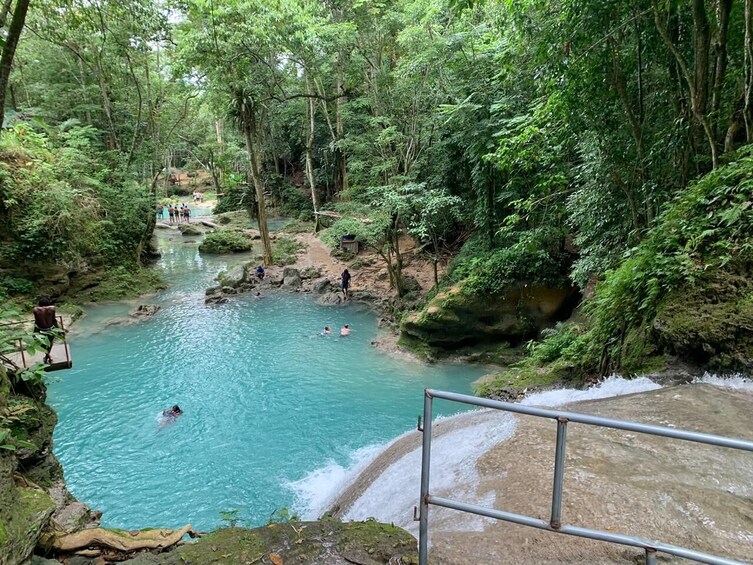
[48,231,487,531]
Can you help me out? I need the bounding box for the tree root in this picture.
[40,524,192,553]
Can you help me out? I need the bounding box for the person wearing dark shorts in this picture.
[33,297,58,364]
[341,269,351,300]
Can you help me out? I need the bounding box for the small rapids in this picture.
[292,376,753,564]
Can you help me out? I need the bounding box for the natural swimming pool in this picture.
[47,229,488,531]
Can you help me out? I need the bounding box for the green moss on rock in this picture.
[155,521,417,565]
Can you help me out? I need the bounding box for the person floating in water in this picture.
[321,326,331,336]
[33,297,59,364]
[340,324,351,336]
[341,269,351,300]
[160,405,183,426]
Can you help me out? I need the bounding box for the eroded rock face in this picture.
[401,282,580,350]
[0,370,59,565]
[282,267,302,289]
[131,304,160,317]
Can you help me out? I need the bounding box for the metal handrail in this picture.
[416,388,753,565]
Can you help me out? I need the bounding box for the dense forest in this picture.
[1,0,752,380]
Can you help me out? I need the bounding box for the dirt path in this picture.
[290,232,444,298]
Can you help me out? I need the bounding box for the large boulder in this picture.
[282,267,302,289]
[178,224,202,237]
[317,292,344,306]
[218,265,247,288]
[131,304,160,318]
[401,282,579,350]
[311,277,331,294]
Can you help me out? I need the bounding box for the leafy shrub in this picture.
[320,217,368,249]
[1,276,34,296]
[450,229,570,295]
[199,231,253,254]
[272,236,305,265]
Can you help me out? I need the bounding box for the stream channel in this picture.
[46,226,488,531]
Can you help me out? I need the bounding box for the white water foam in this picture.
[290,376,664,533]
[287,443,386,520]
[521,375,661,407]
[693,373,753,392]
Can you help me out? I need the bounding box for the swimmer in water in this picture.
[340,324,351,336]
[160,405,183,426]
[321,326,331,336]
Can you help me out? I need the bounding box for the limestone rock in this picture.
[205,286,221,296]
[282,267,302,289]
[51,501,89,534]
[317,292,344,306]
[401,282,579,350]
[299,266,322,280]
[401,275,421,293]
[178,223,202,236]
[131,304,161,317]
[205,295,229,305]
[311,277,331,294]
[218,265,246,287]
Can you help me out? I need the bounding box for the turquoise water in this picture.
[48,230,486,531]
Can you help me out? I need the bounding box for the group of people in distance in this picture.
[321,324,351,337]
[156,203,191,223]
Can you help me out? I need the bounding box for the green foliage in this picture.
[584,148,753,372]
[450,229,570,295]
[199,231,253,254]
[320,218,369,249]
[272,237,305,266]
[0,277,33,296]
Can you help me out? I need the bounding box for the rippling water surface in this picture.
[48,230,486,530]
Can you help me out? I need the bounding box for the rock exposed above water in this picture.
[401,282,579,351]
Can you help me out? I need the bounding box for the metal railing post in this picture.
[550,417,568,529]
[646,548,657,565]
[418,390,434,565]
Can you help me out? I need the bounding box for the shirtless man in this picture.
[33,298,58,364]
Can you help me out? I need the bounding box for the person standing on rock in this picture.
[33,297,59,364]
[168,205,175,223]
[341,269,351,300]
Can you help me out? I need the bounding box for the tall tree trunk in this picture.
[238,95,273,265]
[711,0,732,146]
[335,55,348,194]
[0,0,30,130]
[305,75,320,232]
[745,0,753,141]
[652,0,718,168]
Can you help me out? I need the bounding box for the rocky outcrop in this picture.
[177,223,202,237]
[401,282,580,351]
[652,271,753,371]
[282,267,302,289]
[131,304,160,318]
[0,369,60,564]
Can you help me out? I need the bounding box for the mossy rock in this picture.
[151,521,417,565]
[474,360,582,400]
[401,282,579,355]
[178,224,203,237]
[653,271,753,371]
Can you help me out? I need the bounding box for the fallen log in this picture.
[199,219,219,228]
[40,524,192,553]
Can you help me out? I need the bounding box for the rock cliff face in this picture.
[401,282,580,352]
[0,369,59,564]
